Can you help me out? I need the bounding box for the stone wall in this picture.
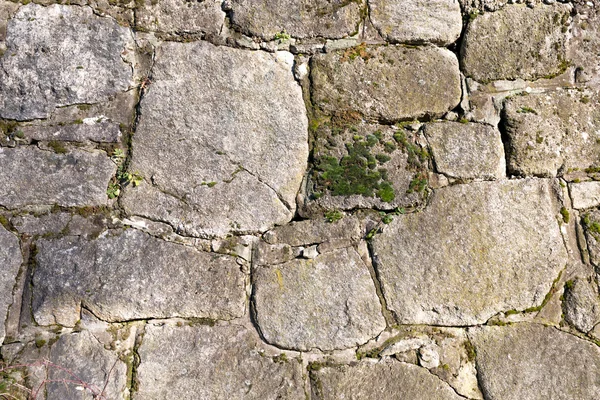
[1,0,600,399]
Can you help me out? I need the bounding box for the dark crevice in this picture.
[365,240,396,327]
[497,101,514,179]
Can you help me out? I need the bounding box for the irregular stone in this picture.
[503,91,600,177]
[20,121,121,143]
[0,4,134,120]
[0,225,21,345]
[302,245,319,259]
[369,0,462,45]
[311,360,463,400]
[135,322,305,400]
[135,0,224,35]
[0,1,19,54]
[570,181,600,209]
[227,0,364,40]
[303,122,430,213]
[373,179,568,326]
[563,277,600,333]
[569,1,600,89]
[0,147,115,209]
[121,41,308,238]
[254,242,297,265]
[461,3,571,82]
[425,122,506,180]
[311,45,461,121]
[46,330,129,400]
[583,210,600,267]
[264,215,362,246]
[32,229,245,326]
[253,247,385,351]
[470,323,600,400]
[10,212,72,236]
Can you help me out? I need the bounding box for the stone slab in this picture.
[135,0,225,35]
[563,277,600,333]
[0,224,21,345]
[134,322,305,400]
[311,45,461,121]
[0,147,115,208]
[0,3,134,120]
[121,41,308,238]
[20,121,121,143]
[373,179,568,325]
[570,181,600,209]
[32,229,246,326]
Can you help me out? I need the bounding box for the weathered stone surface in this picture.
[311,360,463,400]
[583,210,600,267]
[470,323,600,400]
[563,277,600,333]
[11,212,72,236]
[227,0,364,40]
[253,247,385,351]
[0,0,19,53]
[461,4,571,82]
[135,322,305,400]
[569,1,600,89]
[20,120,121,143]
[264,216,362,246]
[46,330,129,400]
[33,229,245,326]
[0,147,115,208]
[571,181,600,209]
[369,0,462,45]
[121,41,308,238]
[0,225,21,345]
[503,91,600,177]
[0,4,134,120]
[425,122,505,180]
[373,179,568,325]
[303,122,430,213]
[135,0,224,35]
[311,45,461,121]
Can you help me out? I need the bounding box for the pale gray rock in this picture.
[0,147,115,209]
[470,323,600,400]
[135,322,305,400]
[311,360,463,400]
[121,41,308,238]
[569,1,600,89]
[0,224,21,345]
[461,3,571,82]
[311,45,461,121]
[263,216,362,246]
[583,210,600,267]
[32,229,245,326]
[369,0,462,45]
[503,91,600,177]
[373,179,568,325]
[563,277,600,333]
[570,181,600,209]
[0,0,19,54]
[254,242,297,265]
[46,330,129,400]
[253,247,386,351]
[425,122,506,180]
[135,0,224,35]
[20,121,121,143]
[227,0,364,40]
[10,212,72,236]
[0,4,134,120]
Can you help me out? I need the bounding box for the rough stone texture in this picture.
[503,91,600,177]
[461,3,571,82]
[570,181,600,209]
[311,45,461,121]
[583,210,600,268]
[135,322,305,400]
[121,41,308,238]
[373,179,568,326]
[425,122,505,180]
[264,216,362,247]
[227,0,364,40]
[569,1,600,89]
[369,0,462,45]
[311,360,463,400]
[563,277,600,333]
[135,0,225,35]
[0,225,21,345]
[253,247,385,351]
[0,0,19,54]
[32,229,245,326]
[470,323,600,400]
[0,4,134,120]
[20,121,121,143]
[46,330,129,400]
[0,147,115,209]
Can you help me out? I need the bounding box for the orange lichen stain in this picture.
[275,268,284,290]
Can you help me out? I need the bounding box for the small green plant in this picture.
[48,140,67,154]
[560,207,570,223]
[107,148,143,199]
[274,31,291,42]
[325,210,343,223]
[382,214,394,224]
[107,183,120,199]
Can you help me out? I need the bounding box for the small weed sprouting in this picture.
[382,214,394,224]
[274,31,291,42]
[107,148,143,199]
[107,183,120,199]
[517,107,538,115]
[560,207,570,223]
[325,210,343,223]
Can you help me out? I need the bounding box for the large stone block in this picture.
[311,45,461,121]
[372,179,568,325]
[135,0,225,35]
[0,224,21,345]
[33,229,246,326]
[0,4,134,120]
[121,41,308,238]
